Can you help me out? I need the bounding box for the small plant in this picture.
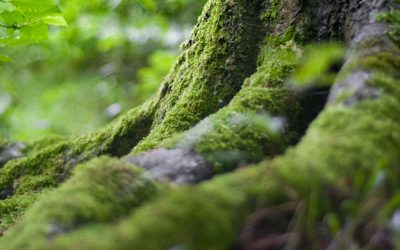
[0,0,66,61]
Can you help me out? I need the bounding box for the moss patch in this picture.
[155,27,301,173]
[0,192,43,233]
[31,73,400,250]
[22,135,68,156]
[0,100,157,230]
[0,157,159,249]
[132,0,267,153]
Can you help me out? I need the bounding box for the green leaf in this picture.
[41,15,67,26]
[0,53,12,62]
[291,43,345,88]
[8,0,59,13]
[0,23,49,46]
[19,23,48,43]
[0,11,25,26]
[0,2,17,13]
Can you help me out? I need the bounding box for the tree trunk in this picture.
[1,0,400,249]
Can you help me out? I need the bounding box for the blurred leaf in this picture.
[140,0,157,12]
[0,2,16,13]
[19,23,48,42]
[0,0,207,140]
[0,53,12,62]
[325,213,341,235]
[42,15,67,26]
[9,0,60,13]
[291,43,345,88]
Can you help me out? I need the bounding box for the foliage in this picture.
[0,0,66,50]
[290,42,345,88]
[0,0,206,140]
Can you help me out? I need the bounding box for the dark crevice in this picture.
[293,85,331,142]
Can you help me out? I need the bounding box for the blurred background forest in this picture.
[0,0,206,141]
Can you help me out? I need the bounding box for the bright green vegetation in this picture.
[0,157,160,249]
[0,192,43,232]
[0,0,206,140]
[132,0,267,153]
[379,2,400,44]
[0,100,156,196]
[161,38,302,173]
[0,0,66,48]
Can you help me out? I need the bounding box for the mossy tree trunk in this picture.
[1,0,400,249]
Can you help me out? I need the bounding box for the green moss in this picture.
[330,36,400,104]
[157,32,301,173]
[3,1,400,248]
[0,192,43,232]
[164,87,294,173]
[2,18,301,244]
[0,157,159,249]
[42,167,280,250]
[250,39,300,88]
[378,7,400,45]
[0,143,68,191]
[341,50,400,77]
[0,99,155,187]
[37,75,400,250]
[34,90,399,249]
[132,0,266,153]
[261,0,280,25]
[0,100,157,231]
[1,72,399,249]
[14,175,58,195]
[0,0,268,232]
[22,135,68,156]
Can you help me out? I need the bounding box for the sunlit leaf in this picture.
[42,15,67,26]
[0,53,12,62]
[291,43,345,88]
[19,23,48,43]
[0,2,16,13]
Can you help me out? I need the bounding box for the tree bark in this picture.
[0,0,399,249]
